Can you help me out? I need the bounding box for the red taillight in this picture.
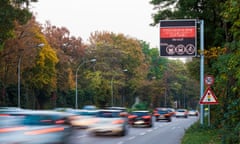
[0,126,26,133]
[164,114,170,117]
[154,113,160,116]
[55,120,65,124]
[41,119,52,123]
[25,127,65,135]
[142,115,151,119]
[112,119,124,124]
[128,115,137,119]
[0,114,10,116]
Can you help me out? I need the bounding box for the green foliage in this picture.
[0,0,37,48]
[150,0,240,142]
[132,102,148,110]
[182,121,221,144]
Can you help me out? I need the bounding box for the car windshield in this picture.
[21,114,65,125]
[131,112,148,117]
[74,111,97,116]
[177,109,186,112]
[157,110,169,114]
[96,111,120,118]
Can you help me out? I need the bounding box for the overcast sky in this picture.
[31,0,159,48]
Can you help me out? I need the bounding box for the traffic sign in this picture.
[199,87,218,105]
[159,19,197,57]
[204,75,214,86]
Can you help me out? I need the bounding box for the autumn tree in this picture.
[86,31,149,107]
[0,0,38,50]
[42,22,87,107]
[0,17,58,109]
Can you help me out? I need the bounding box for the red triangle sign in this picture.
[199,87,219,105]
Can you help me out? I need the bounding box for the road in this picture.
[68,116,199,144]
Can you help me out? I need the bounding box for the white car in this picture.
[188,110,199,116]
[70,109,98,128]
[175,109,188,118]
[88,109,128,136]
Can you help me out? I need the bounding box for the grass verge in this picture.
[181,120,222,144]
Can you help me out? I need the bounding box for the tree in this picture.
[87,31,149,107]
[0,17,59,109]
[150,0,240,142]
[0,0,38,50]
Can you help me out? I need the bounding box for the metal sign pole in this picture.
[208,105,210,126]
[200,20,204,125]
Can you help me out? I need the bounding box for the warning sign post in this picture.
[199,87,218,105]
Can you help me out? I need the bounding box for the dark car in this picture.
[154,108,172,122]
[128,110,153,128]
[0,110,74,144]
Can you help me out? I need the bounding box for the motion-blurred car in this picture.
[154,108,172,122]
[167,108,176,116]
[88,109,128,136]
[175,109,188,118]
[0,110,74,144]
[105,106,128,117]
[128,110,153,127]
[188,109,199,116]
[70,109,98,128]
[83,105,97,110]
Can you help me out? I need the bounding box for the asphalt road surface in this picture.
[68,116,199,144]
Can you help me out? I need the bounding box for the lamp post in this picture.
[111,69,128,107]
[122,69,128,106]
[75,58,96,109]
[18,43,44,108]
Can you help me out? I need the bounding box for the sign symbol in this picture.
[175,44,185,55]
[204,75,214,86]
[166,45,175,55]
[185,44,195,54]
[207,92,211,101]
[199,87,218,105]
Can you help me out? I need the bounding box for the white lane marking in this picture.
[171,127,176,130]
[147,129,153,132]
[128,136,136,140]
[117,141,124,144]
[77,134,87,138]
[140,132,146,135]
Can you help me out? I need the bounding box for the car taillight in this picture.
[55,120,65,124]
[164,114,170,117]
[142,116,151,119]
[0,126,26,133]
[112,119,124,124]
[154,113,160,116]
[25,127,65,135]
[0,114,10,116]
[128,115,137,119]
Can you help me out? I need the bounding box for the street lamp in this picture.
[111,69,128,107]
[18,43,44,108]
[122,69,128,106]
[75,58,96,109]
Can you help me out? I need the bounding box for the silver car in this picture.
[0,110,74,144]
[88,109,128,136]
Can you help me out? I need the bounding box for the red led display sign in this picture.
[159,19,197,57]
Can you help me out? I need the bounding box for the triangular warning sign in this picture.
[199,87,219,105]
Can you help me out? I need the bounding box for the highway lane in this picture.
[69,116,199,144]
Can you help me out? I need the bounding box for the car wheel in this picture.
[120,125,128,136]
